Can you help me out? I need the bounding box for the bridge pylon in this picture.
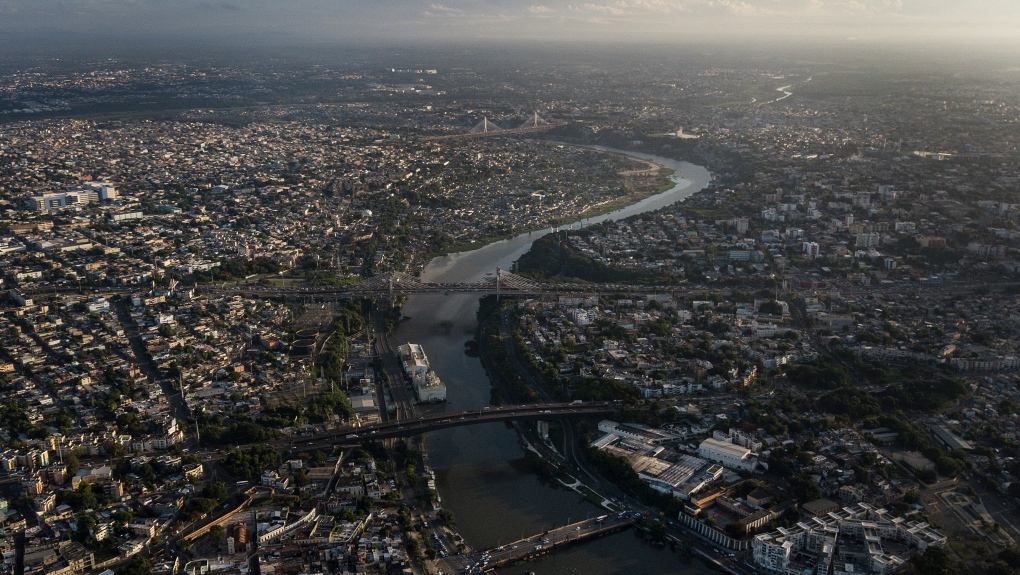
[519,111,549,129]
[470,117,504,134]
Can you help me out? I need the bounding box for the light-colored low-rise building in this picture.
[698,437,759,471]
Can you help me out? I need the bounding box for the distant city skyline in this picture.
[0,0,1017,49]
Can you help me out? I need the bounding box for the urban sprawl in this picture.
[0,47,1019,575]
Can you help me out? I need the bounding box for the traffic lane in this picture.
[665,526,756,575]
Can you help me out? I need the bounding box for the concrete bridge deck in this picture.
[440,514,635,574]
[272,402,617,450]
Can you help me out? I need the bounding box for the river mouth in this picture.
[391,147,715,575]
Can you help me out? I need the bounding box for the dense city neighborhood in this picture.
[0,43,1019,575]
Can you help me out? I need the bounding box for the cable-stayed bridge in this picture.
[428,111,564,141]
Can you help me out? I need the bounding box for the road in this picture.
[114,298,191,422]
[371,311,416,421]
[968,470,1020,544]
[25,276,1017,299]
[476,515,632,572]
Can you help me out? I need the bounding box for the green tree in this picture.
[221,445,282,480]
[306,390,354,422]
[77,513,97,538]
[649,521,668,541]
[906,546,958,575]
[998,546,1020,568]
[57,483,99,511]
[64,454,80,480]
[203,481,228,502]
[788,476,823,503]
[209,525,226,549]
[309,450,327,467]
[438,508,456,528]
[112,510,134,525]
[356,496,374,513]
[986,563,1013,575]
[116,556,152,575]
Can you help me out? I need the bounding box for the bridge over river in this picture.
[203,268,694,300]
[272,402,617,450]
[439,514,635,573]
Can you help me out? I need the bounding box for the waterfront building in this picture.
[396,343,447,403]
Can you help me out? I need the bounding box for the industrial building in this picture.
[697,437,760,472]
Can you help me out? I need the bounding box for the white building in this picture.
[261,470,290,490]
[30,190,98,212]
[697,437,759,471]
[414,370,447,403]
[28,181,117,212]
[856,232,881,248]
[397,343,447,403]
[752,321,778,338]
[713,428,763,452]
[570,308,597,326]
[79,181,118,201]
[397,343,430,379]
[597,420,682,445]
[752,503,946,575]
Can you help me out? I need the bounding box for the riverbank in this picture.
[392,148,714,575]
[548,166,676,227]
[423,145,680,260]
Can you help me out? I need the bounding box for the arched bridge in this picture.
[275,402,617,449]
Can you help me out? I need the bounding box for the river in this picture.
[391,147,714,575]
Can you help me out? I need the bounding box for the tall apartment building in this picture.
[29,181,117,212]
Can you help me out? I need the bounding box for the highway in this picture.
[202,284,702,299]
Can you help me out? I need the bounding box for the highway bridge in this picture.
[439,514,634,573]
[203,268,689,299]
[275,402,617,450]
[426,112,565,141]
[21,269,1008,304]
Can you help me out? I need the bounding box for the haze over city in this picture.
[2,1,1020,575]
[1,0,1019,47]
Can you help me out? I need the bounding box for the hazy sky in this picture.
[1,0,1018,47]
